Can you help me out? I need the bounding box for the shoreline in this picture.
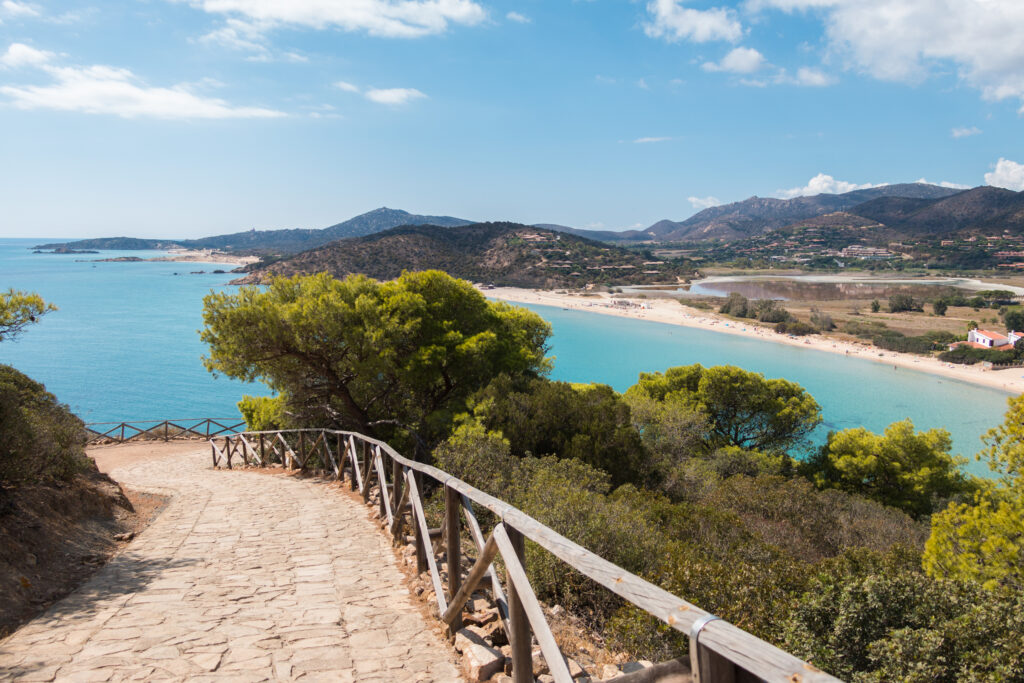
[149,249,259,266]
[483,287,1024,396]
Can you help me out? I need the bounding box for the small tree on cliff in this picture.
[0,289,55,342]
[201,271,551,455]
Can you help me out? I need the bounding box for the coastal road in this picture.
[0,443,463,682]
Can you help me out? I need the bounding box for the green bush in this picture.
[775,320,817,336]
[783,554,1024,682]
[469,376,650,487]
[0,364,90,487]
[237,394,289,431]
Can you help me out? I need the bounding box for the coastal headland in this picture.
[484,286,1024,396]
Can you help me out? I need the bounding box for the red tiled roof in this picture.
[975,329,1009,341]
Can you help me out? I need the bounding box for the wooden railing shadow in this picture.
[85,418,245,445]
[212,428,841,683]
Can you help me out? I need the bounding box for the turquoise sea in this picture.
[0,238,1013,475]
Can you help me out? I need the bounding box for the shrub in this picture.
[775,320,817,336]
[469,376,650,487]
[0,364,90,487]
[719,292,749,317]
[809,308,835,331]
[237,394,289,431]
[889,293,922,313]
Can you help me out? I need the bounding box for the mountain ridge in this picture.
[234,222,690,288]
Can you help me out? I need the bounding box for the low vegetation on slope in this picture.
[0,291,140,636]
[208,272,1024,680]
[234,222,691,288]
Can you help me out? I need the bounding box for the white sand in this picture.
[484,287,1024,396]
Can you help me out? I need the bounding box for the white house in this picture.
[965,329,1023,349]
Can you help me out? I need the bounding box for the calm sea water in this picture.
[1,238,1012,475]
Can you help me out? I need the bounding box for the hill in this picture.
[632,183,963,242]
[852,186,1024,236]
[34,208,474,255]
[233,222,690,288]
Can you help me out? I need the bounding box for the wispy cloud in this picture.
[702,46,765,73]
[914,178,970,189]
[334,80,360,93]
[0,0,39,20]
[747,0,1024,110]
[644,0,743,43]
[634,136,672,144]
[781,66,835,87]
[364,87,426,105]
[0,42,53,67]
[689,195,722,209]
[951,126,982,138]
[0,45,285,119]
[506,11,530,24]
[177,0,487,40]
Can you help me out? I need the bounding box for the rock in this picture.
[621,661,651,674]
[532,648,549,676]
[460,640,505,682]
[550,605,565,618]
[454,627,489,654]
[601,664,621,679]
[25,553,36,566]
[469,597,491,612]
[114,532,135,542]
[495,676,513,683]
[566,657,586,679]
[465,608,498,627]
[538,675,555,683]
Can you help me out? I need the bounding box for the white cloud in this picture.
[506,11,530,24]
[334,80,360,93]
[0,52,284,119]
[951,126,981,139]
[1,1,38,19]
[985,159,1024,192]
[636,77,649,89]
[644,0,743,43]
[178,0,487,39]
[364,87,425,105]
[914,177,970,189]
[778,173,885,198]
[634,136,672,143]
[702,46,765,73]
[0,42,53,67]
[689,196,722,209]
[789,66,835,86]
[748,0,1024,109]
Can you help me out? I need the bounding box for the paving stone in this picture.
[0,445,463,682]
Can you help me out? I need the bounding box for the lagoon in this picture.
[0,238,1011,476]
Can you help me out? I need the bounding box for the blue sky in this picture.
[1,0,1023,239]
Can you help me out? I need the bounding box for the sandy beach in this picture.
[484,287,1024,396]
[149,249,259,266]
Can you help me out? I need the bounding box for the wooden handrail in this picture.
[213,428,843,683]
[85,418,245,445]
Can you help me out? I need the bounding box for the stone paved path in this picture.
[0,446,463,682]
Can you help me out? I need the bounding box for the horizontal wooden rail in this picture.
[212,428,842,683]
[85,418,245,445]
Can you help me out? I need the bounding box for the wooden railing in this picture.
[212,429,841,683]
[86,418,246,445]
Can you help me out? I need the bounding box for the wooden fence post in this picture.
[392,457,403,529]
[298,432,306,470]
[506,525,532,683]
[445,484,462,625]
